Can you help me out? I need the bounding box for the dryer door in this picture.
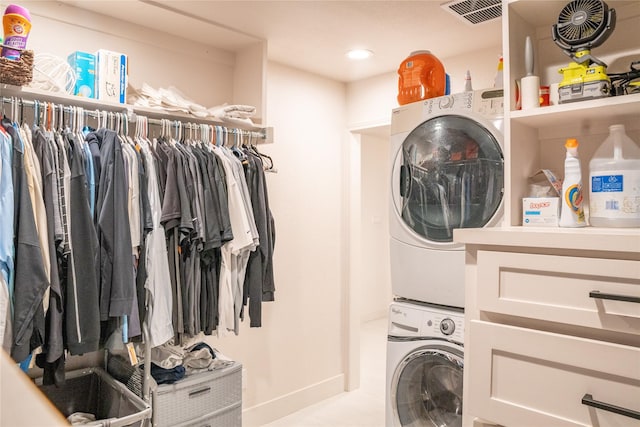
[391,114,503,245]
[391,345,464,427]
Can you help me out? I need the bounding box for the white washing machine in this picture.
[389,89,504,308]
[386,299,464,427]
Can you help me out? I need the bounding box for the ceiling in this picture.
[58,0,503,83]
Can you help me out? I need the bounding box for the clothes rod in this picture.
[0,92,273,143]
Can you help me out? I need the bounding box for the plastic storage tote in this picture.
[37,367,151,427]
[152,363,242,427]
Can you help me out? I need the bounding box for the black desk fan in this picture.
[552,0,616,103]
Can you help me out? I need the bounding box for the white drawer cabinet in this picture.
[455,227,640,427]
[468,321,640,427]
[476,251,640,335]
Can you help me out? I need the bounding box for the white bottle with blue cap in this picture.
[589,124,640,227]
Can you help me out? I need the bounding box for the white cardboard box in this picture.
[523,197,560,227]
[96,49,127,104]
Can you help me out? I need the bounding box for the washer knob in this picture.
[440,318,455,336]
[438,96,454,109]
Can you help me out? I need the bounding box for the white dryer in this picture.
[389,89,504,307]
[386,299,464,427]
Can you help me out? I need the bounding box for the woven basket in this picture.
[0,49,33,86]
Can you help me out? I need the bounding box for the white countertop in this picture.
[454,226,640,254]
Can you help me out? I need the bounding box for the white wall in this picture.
[209,63,349,425]
[359,134,392,322]
[22,2,235,108]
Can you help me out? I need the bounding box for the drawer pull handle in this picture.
[581,394,640,420]
[589,291,640,304]
[188,386,211,398]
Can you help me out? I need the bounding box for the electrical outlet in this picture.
[242,368,247,390]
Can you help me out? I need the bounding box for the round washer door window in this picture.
[392,346,464,427]
[393,114,503,243]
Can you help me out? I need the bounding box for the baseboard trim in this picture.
[242,374,345,426]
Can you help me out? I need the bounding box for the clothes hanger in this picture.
[19,98,24,125]
[10,97,17,124]
[33,100,39,128]
[246,130,275,171]
[58,104,65,132]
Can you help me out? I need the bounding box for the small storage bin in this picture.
[37,367,151,427]
[152,363,242,427]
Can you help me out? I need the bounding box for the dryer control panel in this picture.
[422,91,474,116]
[420,89,504,119]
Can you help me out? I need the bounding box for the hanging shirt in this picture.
[65,131,100,354]
[242,150,277,327]
[3,117,49,363]
[82,140,96,217]
[212,146,255,336]
[0,128,14,299]
[86,128,135,320]
[123,141,141,254]
[0,274,10,353]
[140,140,173,347]
[54,131,72,256]
[20,124,51,314]
[31,128,64,364]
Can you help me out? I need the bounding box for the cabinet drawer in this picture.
[467,321,640,427]
[152,363,242,427]
[477,251,640,334]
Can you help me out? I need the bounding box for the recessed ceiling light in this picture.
[346,49,373,60]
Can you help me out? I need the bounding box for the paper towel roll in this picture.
[521,75,540,110]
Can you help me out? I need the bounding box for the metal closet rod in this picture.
[0,96,267,140]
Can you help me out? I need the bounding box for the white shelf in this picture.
[503,0,640,227]
[509,93,640,128]
[454,226,640,254]
[0,84,274,143]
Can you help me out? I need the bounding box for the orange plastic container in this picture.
[397,50,446,105]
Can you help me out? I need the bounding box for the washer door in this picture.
[392,345,464,427]
[391,114,503,245]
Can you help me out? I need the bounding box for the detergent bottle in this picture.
[493,54,504,88]
[589,124,640,227]
[559,138,587,227]
[1,4,31,60]
[397,50,446,105]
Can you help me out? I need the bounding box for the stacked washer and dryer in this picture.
[386,89,505,427]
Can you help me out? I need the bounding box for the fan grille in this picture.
[441,0,502,25]
[557,0,605,43]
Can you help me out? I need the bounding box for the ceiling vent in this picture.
[441,0,502,25]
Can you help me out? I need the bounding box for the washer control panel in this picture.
[389,301,464,342]
[439,318,456,335]
[424,310,464,342]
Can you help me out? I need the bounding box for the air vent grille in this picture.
[441,0,502,25]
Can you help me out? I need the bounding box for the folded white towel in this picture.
[208,104,256,119]
[127,84,257,123]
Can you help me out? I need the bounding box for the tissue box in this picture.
[67,51,96,98]
[96,49,127,103]
[523,197,560,227]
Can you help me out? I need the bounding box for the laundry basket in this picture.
[37,367,151,427]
